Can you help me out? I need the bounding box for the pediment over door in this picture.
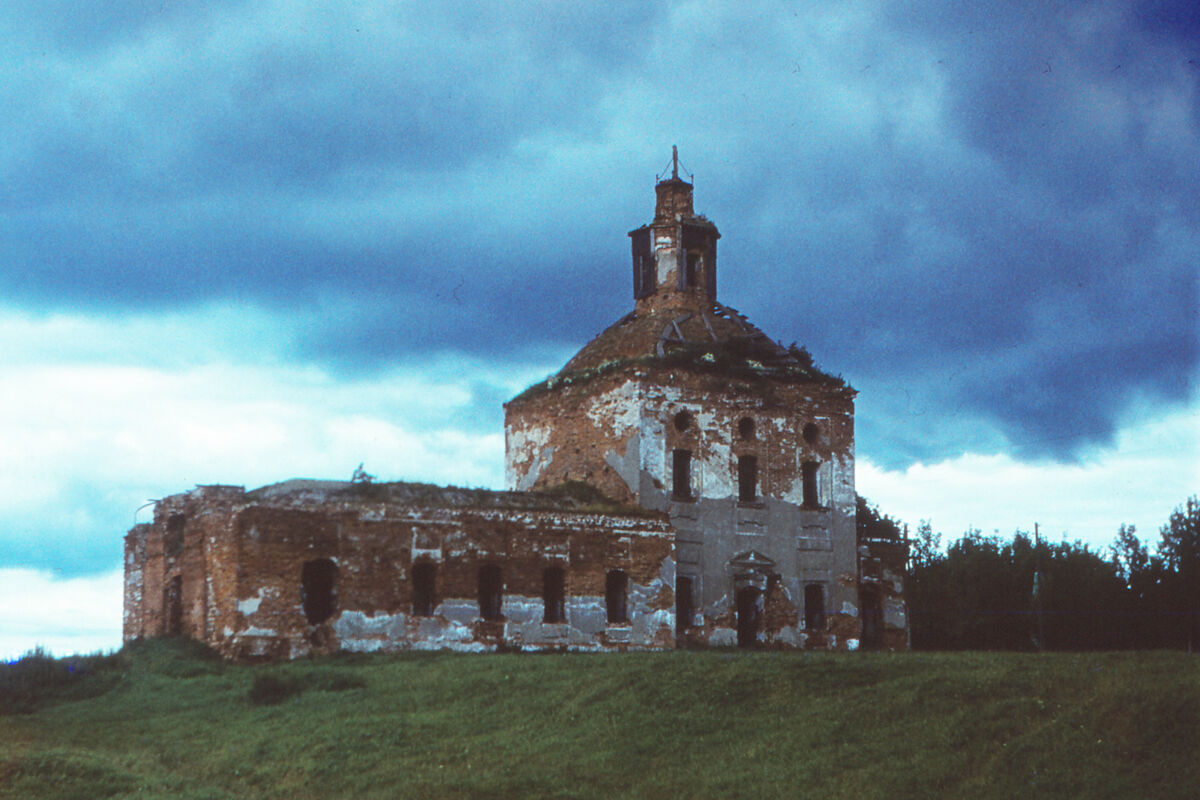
[728,550,776,573]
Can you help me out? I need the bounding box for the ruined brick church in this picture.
[123,153,907,659]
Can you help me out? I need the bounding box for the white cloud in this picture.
[0,568,123,660]
[0,306,553,576]
[858,402,1200,551]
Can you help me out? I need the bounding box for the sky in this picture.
[1,0,1196,658]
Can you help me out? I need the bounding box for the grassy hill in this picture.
[3,641,1198,799]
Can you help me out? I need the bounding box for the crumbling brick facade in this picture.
[124,481,674,658]
[123,155,908,658]
[504,155,908,650]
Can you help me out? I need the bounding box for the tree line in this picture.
[861,496,1200,651]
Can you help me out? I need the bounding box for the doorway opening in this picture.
[736,586,760,648]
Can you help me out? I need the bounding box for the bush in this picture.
[248,674,307,706]
[0,647,126,715]
[247,668,366,705]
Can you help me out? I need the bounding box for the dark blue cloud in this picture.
[0,0,1196,470]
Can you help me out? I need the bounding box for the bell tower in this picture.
[628,147,720,311]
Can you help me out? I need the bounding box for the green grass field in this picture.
[3,641,1198,799]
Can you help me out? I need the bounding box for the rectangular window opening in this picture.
[675,575,695,635]
[543,566,565,623]
[478,564,504,621]
[802,461,820,508]
[163,575,183,636]
[738,455,758,502]
[804,583,826,631]
[165,514,185,558]
[673,449,692,500]
[301,558,338,625]
[606,569,628,624]
[412,561,436,616]
[685,252,700,287]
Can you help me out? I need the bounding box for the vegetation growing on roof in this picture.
[245,479,655,516]
[510,336,846,403]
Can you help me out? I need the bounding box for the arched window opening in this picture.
[802,422,820,445]
[606,570,628,624]
[412,561,437,616]
[673,410,692,432]
[478,564,504,621]
[804,584,826,631]
[543,566,566,623]
[738,417,755,440]
[300,559,338,625]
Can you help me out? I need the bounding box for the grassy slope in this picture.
[2,644,1198,800]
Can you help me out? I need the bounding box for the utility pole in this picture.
[1032,522,1045,651]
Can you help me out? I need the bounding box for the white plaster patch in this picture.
[846,638,859,651]
[515,444,555,491]
[500,594,543,625]
[239,626,278,637]
[507,422,550,455]
[237,591,263,616]
[505,422,552,490]
[605,431,642,495]
[885,599,907,627]
[841,601,858,617]
[709,628,737,647]
[584,379,642,436]
[438,599,479,625]
[658,555,676,587]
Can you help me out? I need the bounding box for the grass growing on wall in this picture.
[2,641,1198,799]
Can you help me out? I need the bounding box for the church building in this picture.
[123,154,907,659]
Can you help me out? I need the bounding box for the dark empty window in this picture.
[738,455,758,502]
[736,586,760,648]
[685,252,700,287]
[673,449,692,499]
[606,570,628,624]
[478,564,503,621]
[673,410,692,432]
[300,559,338,625]
[803,422,820,445]
[412,561,436,616]
[804,584,826,631]
[163,575,182,636]
[860,585,883,650]
[738,417,755,440]
[802,461,820,508]
[543,566,565,623]
[675,575,695,635]
[165,514,185,557]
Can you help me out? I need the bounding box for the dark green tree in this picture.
[909,520,942,571]
[1157,496,1200,651]
[856,494,903,542]
[1111,523,1148,586]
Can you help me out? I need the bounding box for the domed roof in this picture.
[510,301,846,404]
[563,301,792,371]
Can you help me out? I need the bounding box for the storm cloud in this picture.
[1,1,1196,589]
